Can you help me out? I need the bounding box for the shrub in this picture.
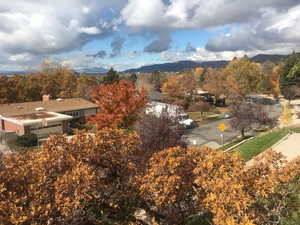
[16,133,38,147]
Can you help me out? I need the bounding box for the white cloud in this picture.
[9,53,32,62]
[160,51,184,61]
[121,0,299,29]
[0,0,125,56]
[79,26,102,35]
[206,4,300,53]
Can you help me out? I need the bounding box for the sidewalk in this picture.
[273,133,300,162]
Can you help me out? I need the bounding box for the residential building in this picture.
[0,96,98,138]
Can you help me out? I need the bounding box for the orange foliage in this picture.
[0,128,141,224]
[162,72,198,108]
[138,146,300,225]
[88,80,148,129]
[202,68,227,98]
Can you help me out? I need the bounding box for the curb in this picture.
[269,131,292,150]
[224,136,255,152]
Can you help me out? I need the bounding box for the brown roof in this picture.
[0,98,98,117]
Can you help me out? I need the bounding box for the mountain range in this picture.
[122,53,296,74]
[0,53,297,75]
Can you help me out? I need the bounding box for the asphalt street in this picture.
[184,100,283,146]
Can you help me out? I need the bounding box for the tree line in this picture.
[0,60,138,104]
[159,53,300,110]
[0,77,300,225]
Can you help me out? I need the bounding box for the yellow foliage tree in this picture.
[222,57,264,99]
[280,103,293,127]
[0,128,141,224]
[138,146,300,225]
[162,72,198,109]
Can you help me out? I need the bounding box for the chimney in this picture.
[42,95,51,102]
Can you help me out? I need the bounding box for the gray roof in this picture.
[0,98,98,117]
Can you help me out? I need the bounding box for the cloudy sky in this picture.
[0,0,300,72]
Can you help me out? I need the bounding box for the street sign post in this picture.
[218,123,227,145]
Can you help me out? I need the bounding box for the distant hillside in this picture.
[123,53,297,73]
[77,67,107,74]
[250,54,289,62]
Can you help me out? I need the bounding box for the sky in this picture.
[0,0,300,72]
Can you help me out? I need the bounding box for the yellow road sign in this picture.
[218,123,227,132]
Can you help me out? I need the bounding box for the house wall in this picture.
[2,120,25,135]
[62,108,98,118]
[30,121,64,138]
[84,108,98,116]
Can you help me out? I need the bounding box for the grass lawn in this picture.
[218,136,251,151]
[187,111,222,122]
[234,129,289,161]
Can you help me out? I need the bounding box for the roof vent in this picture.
[35,107,45,111]
[56,98,63,102]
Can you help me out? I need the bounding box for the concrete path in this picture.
[273,133,300,161]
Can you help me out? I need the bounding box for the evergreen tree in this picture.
[102,68,119,84]
[280,52,300,93]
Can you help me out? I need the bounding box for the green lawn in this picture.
[234,129,289,161]
[218,137,246,150]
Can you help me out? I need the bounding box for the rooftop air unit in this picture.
[35,107,45,111]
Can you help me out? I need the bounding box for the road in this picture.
[184,100,283,147]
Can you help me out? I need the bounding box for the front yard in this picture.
[236,129,289,161]
[221,129,292,161]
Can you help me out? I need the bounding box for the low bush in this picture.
[16,133,38,147]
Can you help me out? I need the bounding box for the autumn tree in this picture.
[57,70,78,98]
[280,103,293,127]
[229,102,277,138]
[136,106,186,157]
[138,146,202,224]
[187,100,211,114]
[222,57,264,99]
[150,71,165,91]
[162,72,198,109]
[0,128,142,225]
[138,146,300,225]
[202,67,227,102]
[268,65,283,97]
[88,80,148,129]
[0,75,17,103]
[75,74,98,99]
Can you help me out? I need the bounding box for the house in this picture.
[145,101,196,129]
[0,95,98,138]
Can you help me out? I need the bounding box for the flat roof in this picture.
[0,98,98,117]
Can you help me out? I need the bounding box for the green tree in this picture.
[280,52,300,97]
[102,67,119,84]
